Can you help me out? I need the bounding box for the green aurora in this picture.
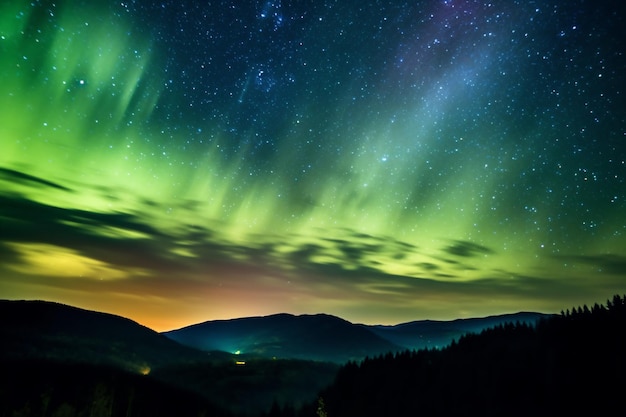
[1,0,625,330]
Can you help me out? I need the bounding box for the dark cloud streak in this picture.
[555,254,626,275]
[0,167,73,192]
[444,240,495,258]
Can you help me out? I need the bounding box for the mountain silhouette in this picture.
[164,311,550,363]
[1,300,550,366]
[164,313,402,363]
[0,299,207,372]
[364,312,550,350]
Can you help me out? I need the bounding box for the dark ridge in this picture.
[364,311,550,350]
[0,299,208,371]
[0,167,72,191]
[164,312,402,363]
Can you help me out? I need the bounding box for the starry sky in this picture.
[1,0,625,331]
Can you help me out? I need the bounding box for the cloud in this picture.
[0,241,21,264]
[443,240,495,257]
[0,177,580,310]
[554,254,626,275]
[418,262,440,271]
[6,243,133,280]
[4,166,622,328]
[0,192,187,274]
[0,167,73,192]
[0,168,503,290]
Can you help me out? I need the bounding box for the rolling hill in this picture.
[0,299,208,372]
[163,312,402,363]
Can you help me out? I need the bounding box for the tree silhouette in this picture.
[305,294,626,417]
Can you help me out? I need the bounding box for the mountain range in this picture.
[362,311,548,352]
[1,299,550,365]
[163,310,549,363]
[2,297,622,417]
[0,299,550,415]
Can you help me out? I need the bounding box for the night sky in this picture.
[1,0,625,331]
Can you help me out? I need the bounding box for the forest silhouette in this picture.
[274,295,626,417]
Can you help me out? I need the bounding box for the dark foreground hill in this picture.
[164,313,403,363]
[0,300,338,416]
[0,299,208,371]
[290,295,626,417]
[0,359,233,417]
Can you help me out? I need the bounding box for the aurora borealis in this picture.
[1,0,625,331]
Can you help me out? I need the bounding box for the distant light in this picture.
[234,350,241,355]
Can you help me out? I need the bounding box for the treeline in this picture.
[269,294,626,417]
